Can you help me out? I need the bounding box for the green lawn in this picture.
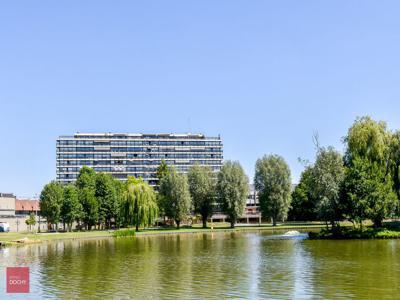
[0,221,329,246]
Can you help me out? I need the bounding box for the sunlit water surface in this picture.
[0,230,399,299]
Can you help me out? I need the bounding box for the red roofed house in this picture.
[15,199,40,216]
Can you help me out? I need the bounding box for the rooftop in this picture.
[58,133,221,140]
[15,199,40,212]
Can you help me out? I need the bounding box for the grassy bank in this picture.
[0,230,114,246]
[0,222,326,246]
[309,226,400,240]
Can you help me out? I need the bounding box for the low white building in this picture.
[0,193,16,216]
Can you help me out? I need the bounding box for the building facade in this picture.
[0,193,16,216]
[57,133,223,185]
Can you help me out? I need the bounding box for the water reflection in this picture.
[0,232,399,299]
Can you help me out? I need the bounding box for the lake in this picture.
[0,230,399,299]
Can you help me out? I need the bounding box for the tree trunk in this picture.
[374,218,383,228]
[272,217,276,227]
[136,223,139,232]
[176,220,180,229]
[330,220,336,229]
[202,217,207,229]
[230,220,235,228]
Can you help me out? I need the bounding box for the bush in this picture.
[309,227,400,239]
[113,229,136,237]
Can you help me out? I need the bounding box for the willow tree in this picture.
[389,131,400,215]
[188,165,216,228]
[343,116,395,227]
[217,161,249,228]
[122,177,158,231]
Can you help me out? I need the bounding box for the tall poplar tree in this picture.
[40,181,63,231]
[216,161,249,228]
[254,155,292,226]
[188,165,216,228]
[159,168,191,229]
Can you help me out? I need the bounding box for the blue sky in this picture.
[1,1,400,197]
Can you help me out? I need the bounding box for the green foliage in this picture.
[343,116,397,227]
[76,167,98,230]
[216,161,249,228]
[113,228,136,237]
[113,178,126,227]
[312,147,345,226]
[343,156,396,228]
[344,116,390,165]
[159,168,191,229]
[288,167,318,221]
[309,227,400,240]
[156,160,170,183]
[76,166,96,190]
[254,155,292,226]
[188,165,216,228]
[40,181,63,229]
[25,213,36,231]
[121,177,158,231]
[61,184,82,231]
[95,173,119,229]
[389,131,400,212]
[79,188,98,230]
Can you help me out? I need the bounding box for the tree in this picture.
[40,181,63,230]
[61,184,82,232]
[312,147,345,228]
[389,131,400,215]
[76,166,98,230]
[216,161,249,228]
[343,156,396,228]
[121,177,158,231]
[188,165,216,228]
[343,116,395,227]
[25,213,36,232]
[113,178,125,228]
[95,173,118,229]
[254,155,292,226]
[156,160,170,183]
[159,168,191,229]
[156,160,171,219]
[288,167,318,221]
[344,116,390,165]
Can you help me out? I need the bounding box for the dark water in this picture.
[0,230,399,299]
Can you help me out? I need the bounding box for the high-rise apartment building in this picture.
[57,133,223,185]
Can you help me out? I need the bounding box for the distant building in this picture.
[212,184,261,224]
[15,199,40,215]
[0,193,16,216]
[57,133,223,186]
[245,184,259,215]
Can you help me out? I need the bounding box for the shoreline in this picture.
[0,223,326,247]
